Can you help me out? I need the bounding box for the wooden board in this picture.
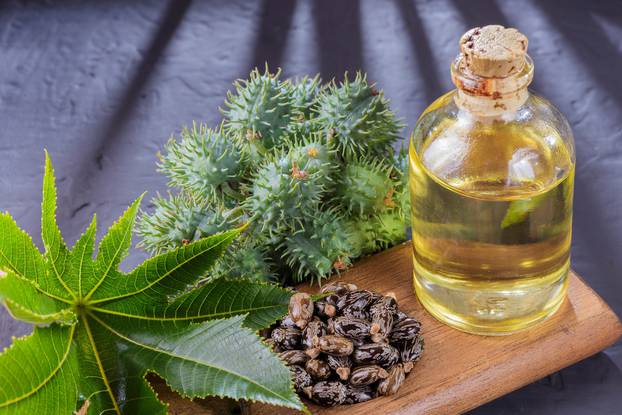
[159,243,622,415]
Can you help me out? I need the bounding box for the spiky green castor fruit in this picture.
[315,72,402,157]
[223,67,293,157]
[244,160,324,236]
[285,114,325,140]
[158,123,245,201]
[282,211,355,283]
[137,193,231,254]
[394,148,411,226]
[371,210,407,249]
[212,240,276,282]
[336,157,395,215]
[290,75,321,118]
[277,136,338,187]
[343,215,379,257]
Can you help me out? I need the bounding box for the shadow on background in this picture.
[537,1,622,109]
[396,0,443,103]
[250,0,296,71]
[312,0,363,81]
[75,0,191,181]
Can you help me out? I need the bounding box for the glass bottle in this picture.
[409,25,575,335]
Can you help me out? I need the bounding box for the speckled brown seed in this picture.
[270,327,301,350]
[349,365,389,386]
[330,316,372,340]
[390,317,422,342]
[289,292,314,329]
[305,358,332,380]
[308,381,347,406]
[377,363,405,396]
[302,317,327,349]
[343,384,376,404]
[326,355,352,381]
[290,365,313,394]
[279,350,309,366]
[314,335,354,356]
[352,343,400,367]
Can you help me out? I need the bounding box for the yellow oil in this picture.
[409,110,574,335]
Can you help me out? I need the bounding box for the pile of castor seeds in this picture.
[263,282,424,406]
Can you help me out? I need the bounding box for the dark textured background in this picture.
[0,0,621,413]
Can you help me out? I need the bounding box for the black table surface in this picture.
[0,1,620,413]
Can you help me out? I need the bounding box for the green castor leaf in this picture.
[0,152,307,414]
[244,159,324,236]
[336,157,395,215]
[137,192,232,254]
[159,122,245,200]
[223,67,294,156]
[212,239,277,282]
[315,71,403,157]
[281,210,354,284]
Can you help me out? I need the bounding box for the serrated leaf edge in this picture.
[0,324,76,408]
[89,313,307,413]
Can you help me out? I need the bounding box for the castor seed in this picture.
[289,292,314,329]
[330,316,372,340]
[377,363,405,396]
[302,317,327,349]
[290,365,313,394]
[349,365,389,386]
[270,327,301,350]
[390,317,421,342]
[279,350,309,366]
[309,381,347,406]
[343,384,376,404]
[352,343,400,367]
[305,358,332,380]
[313,335,354,356]
[326,355,352,380]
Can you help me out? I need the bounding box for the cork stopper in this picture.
[460,25,528,78]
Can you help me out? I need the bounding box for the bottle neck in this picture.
[451,54,534,118]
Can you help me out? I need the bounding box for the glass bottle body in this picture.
[409,89,575,335]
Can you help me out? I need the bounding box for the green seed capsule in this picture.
[305,358,332,380]
[330,316,372,340]
[377,364,405,396]
[349,365,389,386]
[309,381,347,406]
[352,343,400,367]
[390,317,421,342]
[289,292,314,329]
[314,335,354,356]
[279,350,309,366]
[270,327,301,350]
